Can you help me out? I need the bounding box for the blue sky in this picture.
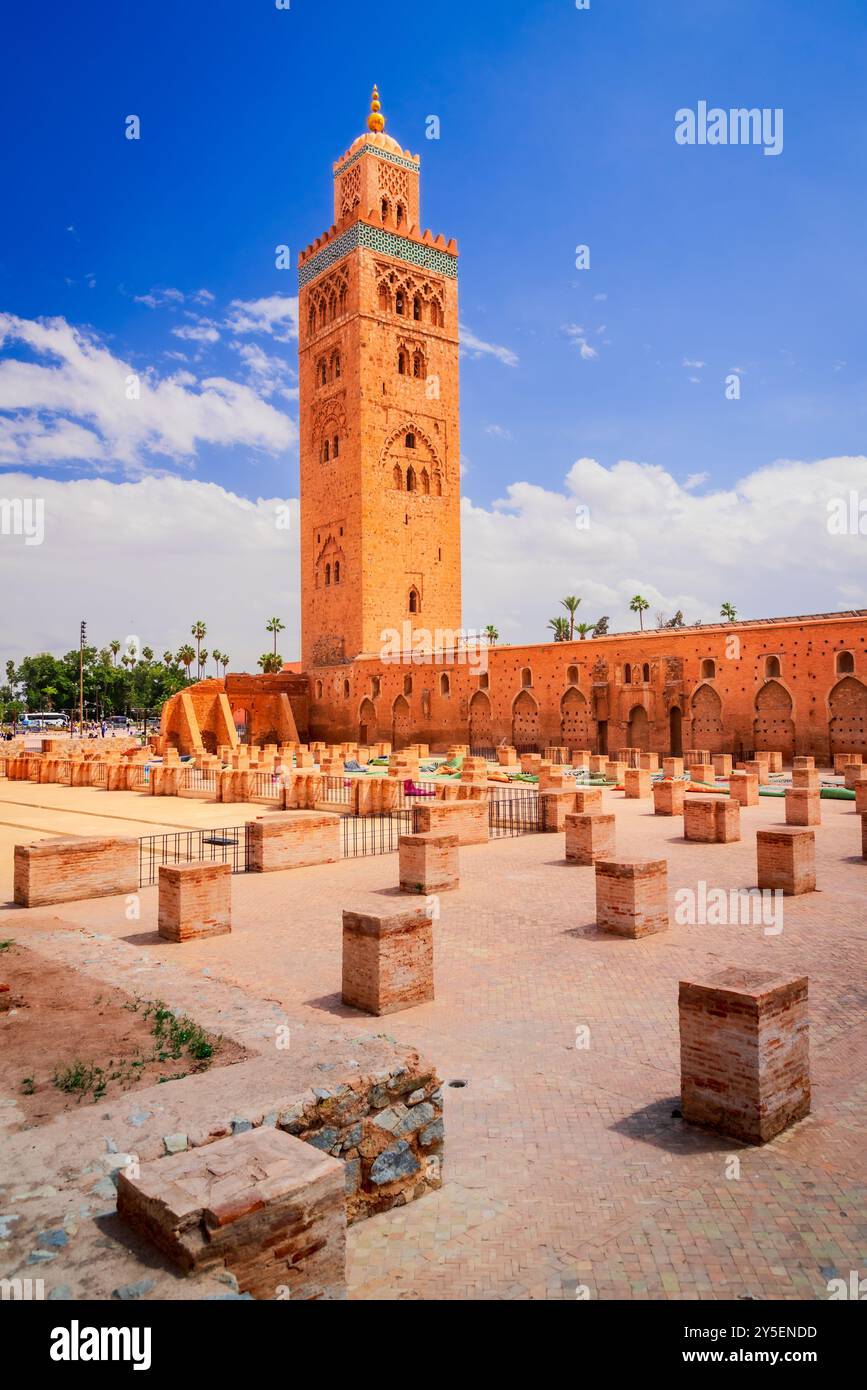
[1,0,865,663]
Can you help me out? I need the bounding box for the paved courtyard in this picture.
[1,779,865,1300]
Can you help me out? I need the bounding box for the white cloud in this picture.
[683,472,709,490]
[484,424,512,441]
[229,341,297,397]
[226,295,298,343]
[4,455,862,670]
[135,287,214,309]
[562,324,598,360]
[682,358,706,369]
[171,322,220,344]
[0,474,298,669]
[460,454,867,640]
[458,325,518,367]
[593,293,607,302]
[0,314,296,474]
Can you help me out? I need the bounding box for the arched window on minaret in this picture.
[396,203,405,228]
[421,469,430,495]
[406,466,417,493]
[308,306,316,336]
[332,435,340,459]
[413,295,422,322]
[318,300,327,329]
[325,563,331,587]
[413,351,426,379]
[409,587,420,614]
[322,439,330,463]
[433,471,443,497]
[405,432,416,449]
[381,198,390,223]
[332,351,341,380]
[393,463,404,490]
[396,290,405,316]
[398,350,407,376]
[334,561,340,584]
[379,283,390,313]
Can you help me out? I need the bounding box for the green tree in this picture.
[547,617,571,642]
[720,602,738,623]
[630,595,650,631]
[177,645,196,678]
[191,620,207,677]
[484,625,499,646]
[257,652,283,674]
[575,622,593,640]
[109,639,121,667]
[266,616,286,656]
[593,615,610,636]
[560,595,581,640]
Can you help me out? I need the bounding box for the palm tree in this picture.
[219,652,230,678]
[191,620,207,676]
[720,602,738,623]
[199,648,209,678]
[630,595,650,631]
[257,652,283,674]
[560,595,581,640]
[141,646,154,663]
[575,622,593,640]
[547,617,571,642]
[211,650,223,677]
[162,650,175,667]
[484,625,499,646]
[266,616,286,656]
[178,644,196,679]
[109,639,121,667]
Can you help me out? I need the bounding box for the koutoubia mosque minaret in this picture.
[298,87,462,670]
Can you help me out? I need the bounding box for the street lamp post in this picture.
[79,620,86,736]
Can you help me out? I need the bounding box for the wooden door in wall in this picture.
[691,684,725,753]
[469,691,494,751]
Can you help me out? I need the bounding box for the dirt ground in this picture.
[0,941,248,1129]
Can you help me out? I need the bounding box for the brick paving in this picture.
[1,780,865,1299]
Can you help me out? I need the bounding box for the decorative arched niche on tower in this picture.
[381,423,445,498]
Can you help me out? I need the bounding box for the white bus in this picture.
[21,712,69,730]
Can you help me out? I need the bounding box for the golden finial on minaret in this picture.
[367,85,386,134]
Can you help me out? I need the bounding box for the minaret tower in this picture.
[298,87,462,669]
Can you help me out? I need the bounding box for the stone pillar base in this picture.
[679,969,810,1143]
